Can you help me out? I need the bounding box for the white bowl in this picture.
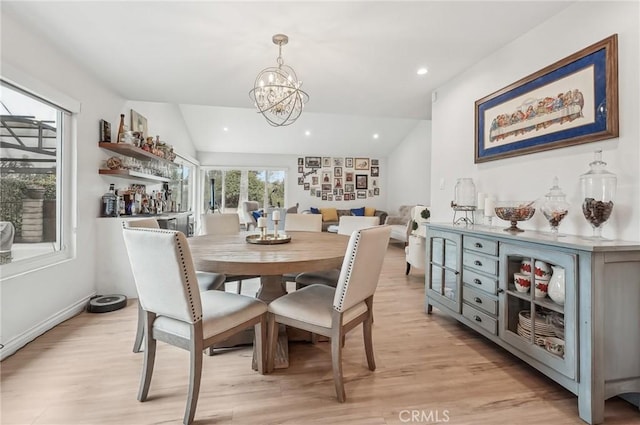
[513,272,531,293]
[534,260,552,279]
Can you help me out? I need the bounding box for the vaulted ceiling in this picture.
[3,1,574,156]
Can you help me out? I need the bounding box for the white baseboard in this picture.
[0,294,95,361]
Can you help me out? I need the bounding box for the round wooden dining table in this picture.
[188,230,350,302]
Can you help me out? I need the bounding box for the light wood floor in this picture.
[2,244,639,425]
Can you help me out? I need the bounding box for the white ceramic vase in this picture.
[548,265,565,305]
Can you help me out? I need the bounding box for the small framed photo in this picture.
[345,157,354,168]
[297,157,304,165]
[355,174,368,190]
[312,176,319,185]
[354,158,369,170]
[374,188,380,196]
[322,193,328,201]
[345,183,354,193]
[327,194,333,201]
[345,172,354,182]
[334,178,343,189]
[298,177,304,185]
[317,191,322,198]
[357,191,367,199]
[322,183,332,191]
[371,166,379,177]
[333,158,344,167]
[305,156,321,168]
[321,171,332,184]
[371,159,379,166]
[322,157,332,167]
[304,183,310,190]
[335,195,343,201]
[371,179,378,187]
[334,167,342,177]
[298,166,304,173]
[368,190,374,197]
[310,188,317,196]
[130,110,148,139]
[99,119,111,143]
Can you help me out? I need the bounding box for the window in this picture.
[0,79,74,273]
[169,155,197,213]
[202,168,287,213]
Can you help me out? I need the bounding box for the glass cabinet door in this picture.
[426,229,462,314]
[499,243,576,379]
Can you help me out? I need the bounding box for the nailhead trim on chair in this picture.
[175,233,201,323]
[334,229,361,312]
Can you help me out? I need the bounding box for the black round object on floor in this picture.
[88,294,127,313]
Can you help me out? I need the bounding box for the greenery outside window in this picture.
[202,168,286,213]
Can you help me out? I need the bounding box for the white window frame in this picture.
[0,67,79,280]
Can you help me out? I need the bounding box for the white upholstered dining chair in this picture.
[295,215,380,288]
[122,226,268,425]
[281,214,324,288]
[124,218,227,354]
[200,213,258,294]
[267,225,391,402]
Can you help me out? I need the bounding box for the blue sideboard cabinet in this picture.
[425,223,640,424]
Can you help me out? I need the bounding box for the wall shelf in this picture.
[98,169,170,183]
[98,142,176,166]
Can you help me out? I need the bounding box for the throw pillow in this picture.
[310,207,320,214]
[350,207,365,216]
[319,207,338,222]
[251,211,262,221]
[364,207,376,217]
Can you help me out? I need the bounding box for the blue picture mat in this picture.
[477,48,608,160]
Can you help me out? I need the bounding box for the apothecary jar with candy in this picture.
[579,149,616,239]
[540,177,570,234]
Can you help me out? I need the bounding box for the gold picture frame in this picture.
[130,109,148,140]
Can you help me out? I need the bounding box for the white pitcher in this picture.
[548,266,565,305]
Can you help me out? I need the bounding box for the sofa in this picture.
[305,207,388,232]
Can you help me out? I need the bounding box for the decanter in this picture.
[579,150,616,239]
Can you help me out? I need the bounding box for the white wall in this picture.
[197,152,388,212]
[386,121,431,212]
[430,1,639,240]
[0,13,126,355]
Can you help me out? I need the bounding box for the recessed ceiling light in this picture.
[373,133,379,139]
[223,127,229,132]
[417,67,428,76]
[305,130,311,136]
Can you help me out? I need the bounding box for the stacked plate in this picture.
[517,310,556,345]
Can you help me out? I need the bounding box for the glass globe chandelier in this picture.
[249,34,309,127]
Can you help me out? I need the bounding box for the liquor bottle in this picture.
[116,114,126,144]
[101,184,119,217]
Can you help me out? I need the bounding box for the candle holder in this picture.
[273,219,280,239]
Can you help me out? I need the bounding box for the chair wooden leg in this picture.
[405,262,411,275]
[254,315,267,374]
[266,314,279,373]
[331,326,346,402]
[363,316,376,371]
[184,324,204,425]
[133,302,144,353]
[364,296,376,371]
[138,311,156,402]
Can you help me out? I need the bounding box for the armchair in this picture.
[405,206,430,275]
[241,200,261,230]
